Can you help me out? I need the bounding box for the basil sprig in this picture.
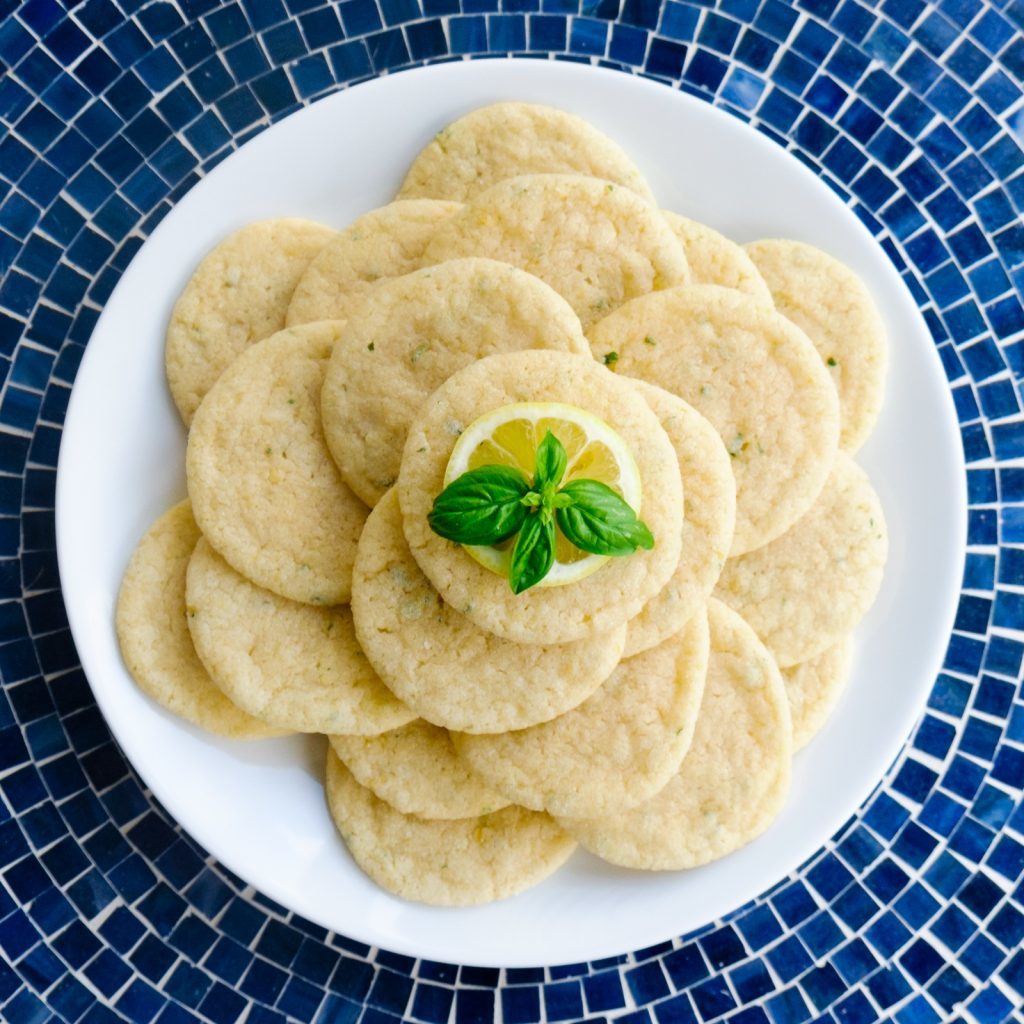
[426,464,529,545]
[557,479,655,555]
[428,431,654,593]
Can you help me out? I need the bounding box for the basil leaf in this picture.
[556,479,655,556]
[509,511,556,593]
[533,430,567,492]
[428,465,531,545]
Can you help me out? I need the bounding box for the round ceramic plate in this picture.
[55,58,965,967]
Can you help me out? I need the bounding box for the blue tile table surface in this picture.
[1,0,1023,1021]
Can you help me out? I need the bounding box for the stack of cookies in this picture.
[117,103,888,905]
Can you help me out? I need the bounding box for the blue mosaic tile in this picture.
[0,1,1023,1022]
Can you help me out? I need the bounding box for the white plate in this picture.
[56,59,966,967]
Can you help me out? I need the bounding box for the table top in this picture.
[0,2,1022,1023]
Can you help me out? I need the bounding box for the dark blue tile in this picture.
[987,832,1024,881]
[455,987,494,1024]
[798,911,844,960]
[961,933,1004,982]
[607,22,645,64]
[864,962,913,1011]
[765,935,812,984]
[645,37,686,79]
[833,882,881,931]
[731,27,774,73]
[336,0,381,36]
[136,44,186,93]
[989,256,1022,307]
[580,970,625,1014]
[50,975,99,1021]
[914,714,957,760]
[690,976,736,1021]
[663,943,710,989]
[726,959,773,1003]
[734,905,783,952]
[897,819,942,868]
[758,87,802,132]
[800,962,846,1012]
[570,17,607,55]
[764,986,811,1024]
[972,6,1017,50]
[928,964,974,1013]
[50,920,102,973]
[944,300,988,344]
[899,937,946,985]
[698,12,739,54]
[0,16,33,66]
[754,0,798,42]
[543,979,585,1021]
[968,985,1015,1024]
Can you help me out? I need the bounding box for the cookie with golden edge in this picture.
[663,212,771,302]
[285,200,461,326]
[186,538,414,736]
[321,258,588,507]
[166,218,336,424]
[743,239,888,453]
[624,381,736,657]
[715,452,887,667]
[187,321,367,606]
[424,174,689,330]
[115,501,284,739]
[397,350,684,646]
[352,491,626,733]
[325,752,575,906]
[453,609,709,819]
[328,721,510,819]
[783,636,854,751]
[559,600,792,869]
[588,284,839,555]
[398,102,655,202]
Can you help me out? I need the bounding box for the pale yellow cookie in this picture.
[352,491,626,732]
[321,258,588,506]
[588,285,839,555]
[743,239,888,453]
[115,501,283,739]
[453,610,709,818]
[397,350,684,645]
[399,102,654,202]
[559,600,792,868]
[715,453,887,667]
[166,219,336,424]
[625,381,736,657]
[328,721,510,819]
[663,212,771,302]
[325,753,575,906]
[424,174,688,330]
[285,200,461,327]
[187,322,366,606]
[784,636,854,751]
[185,538,414,735]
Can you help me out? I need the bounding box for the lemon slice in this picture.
[444,402,643,587]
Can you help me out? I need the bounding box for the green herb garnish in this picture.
[556,479,655,555]
[427,431,654,593]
